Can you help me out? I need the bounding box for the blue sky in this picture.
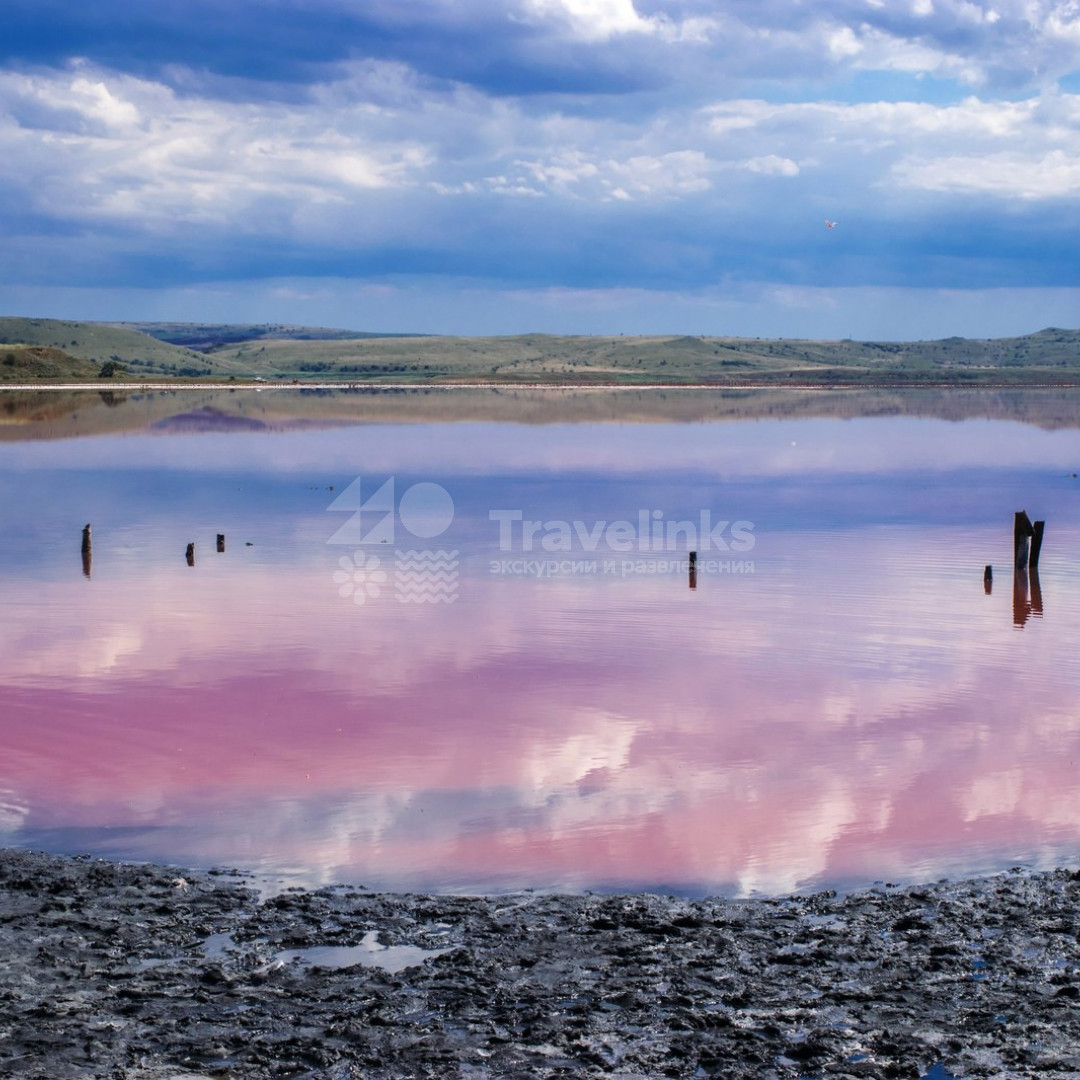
[3,0,1080,338]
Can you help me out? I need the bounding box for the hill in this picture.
[0,345,102,382]
[0,317,213,377]
[3,317,1080,385]
[113,322,422,353]
[178,327,1080,384]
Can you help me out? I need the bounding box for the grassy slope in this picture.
[113,321,417,351]
[0,345,101,381]
[3,318,1080,384]
[0,317,212,375]
[198,329,1080,384]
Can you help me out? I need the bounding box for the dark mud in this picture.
[3,850,1080,1079]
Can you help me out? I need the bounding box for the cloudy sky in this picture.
[4,0,1080,337]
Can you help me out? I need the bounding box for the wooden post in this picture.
[1030,521,1045,569]
[983,565,992,594]
[689,550,697,591]
[1014,511,1034,569]
[186,542,195,566]
[81,524,92,579]
[217,533,226,553]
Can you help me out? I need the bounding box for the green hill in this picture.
[113,321,419,352]
[0,317,213,377]
[177,327,1080,384]
[0,345,101,381]
[3,317,1080,385]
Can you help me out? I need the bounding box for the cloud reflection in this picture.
[2,502,1079,894]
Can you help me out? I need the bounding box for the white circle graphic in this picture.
[398,482,454,538]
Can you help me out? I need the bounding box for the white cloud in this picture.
[702,93,1080,202]
[609,149,715,195]
[743,154,800,175]
[893,147,1080,197]
[0,62,433,230]
[522,0,656,39]
[7,7,1080,312]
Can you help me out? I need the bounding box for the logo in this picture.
[328,478,458,604]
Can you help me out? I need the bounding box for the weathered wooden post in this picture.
[1014,511,1034,569]
[186,542,195,566]
[81,524,92,579]
[1030,565,1043,617]
[217,533,226,553]
[689,550,697,591]
[983,565,992,594]
[1030,521,1045,569]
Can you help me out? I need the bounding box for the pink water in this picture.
[1,402,1079,894]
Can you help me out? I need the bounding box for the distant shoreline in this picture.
[6,378,1080,392]
[7,317,1080,387]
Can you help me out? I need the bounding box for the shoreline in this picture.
[3,849,1080,1078]
[5,379,1080,393]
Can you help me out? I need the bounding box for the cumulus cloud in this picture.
[4,2,1080,319]
[0,62,433,232]
[521,0,660,39]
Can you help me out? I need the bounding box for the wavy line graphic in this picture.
[394,548,461,604]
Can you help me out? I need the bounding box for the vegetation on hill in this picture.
[0,345,100,381]
[0,317,213,377]
[114,322,419,352]
[2,317,1080,385]
[177,328,1080,385]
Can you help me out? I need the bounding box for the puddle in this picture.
[200,929,453,974]
[279,930,454,974]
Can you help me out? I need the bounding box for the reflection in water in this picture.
[1012,509,1047,629]
[2,405,1080,896]
[1013,567,1044,628]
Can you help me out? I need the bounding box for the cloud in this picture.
[4,3,1080,329]
[2,1,1078,99]
[521,0,660,39]
[0,61,437,239]
[894,147,1080,197]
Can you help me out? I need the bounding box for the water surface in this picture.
[1,390,1079,896]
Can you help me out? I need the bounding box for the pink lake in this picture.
[1,390,1079,895]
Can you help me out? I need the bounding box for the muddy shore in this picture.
[2,850,1080,1079]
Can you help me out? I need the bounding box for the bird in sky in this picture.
[824,219,838,229]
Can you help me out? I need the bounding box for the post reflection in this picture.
[1013,566,1044,628]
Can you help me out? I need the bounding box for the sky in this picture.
[4,0,1080,338]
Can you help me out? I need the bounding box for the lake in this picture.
[1,387,1078,896]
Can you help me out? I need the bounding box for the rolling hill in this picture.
[2,316,1080,385]
[0,317,213,376]
[0,345,101,381]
